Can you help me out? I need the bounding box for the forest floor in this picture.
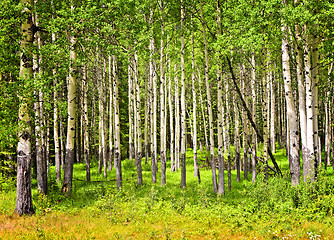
[1,147,334,239]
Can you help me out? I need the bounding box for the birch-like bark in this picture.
[234,94,241,182]
[134,53,143,185]
[180,0,186,188]
[241,64,248,180]
[128,61,134,162]
[270,67,275,154]
[261,47,269,180]
[311,35,319,175]
[113,55,122,189]
[160,1,167,186]
[217,1,223,193]
[149,26,157,182]
[224,78,232,190]
[295,21,307,170]
[97,50,104,175]
[325,63,333,168]
[52,13,61,182]
[200,1,217,193]
[108,56,113,171]
[191,13,200,183]
[15,0,34,215]
[282,19,300,185]
[83,62,90,181]
[62,15,77,192]
[34,16,47,194]
[303,26,315,182]
[174,62,180,172]
[103,57,108,179]
[168,45,174,174]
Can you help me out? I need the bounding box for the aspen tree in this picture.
[168,39,175,174]
[34,10,47,194]
[134,52,143,185]
[83,62,90,181]
[128,61,134,161]
[149,20,158,181]
[325,63,333,168]
[294,21,307,162]
[62,8,77,192]
[113,55,122,189]
[241,64,248,179]
[311,35,319,175]
[160,0,167,186]
[200,0,217,193]
[282,12,300,185]
[97,49,104,175]
[234,94,241,182]
[15,0,34,215]
[180,0,186,188]
[261,47,269,180]
[191,12,200,183]
[224,76,232,190]
[270,67,275,154]
[217,0,223,193]
[103,57,108,179]
[303,26,315,182]
[198,69,209,153]
[108,55,113,171]
[174,63,180,172]
[144,61,150,165]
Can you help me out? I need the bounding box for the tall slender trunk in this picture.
[270,67,275,154]
[200,1,217,193]
[311,35,319,176]
[108,55,113,171]
[168,45,175,174]
[150,30,157,182]
[103,57,108,179]
[217,1,223,193]
[83,62,90,181]
[34,11,47,194]
[234,94,241,182]
[134,53,143,185]
[241,64,248,180]
[303,26,315,182]
[295,22,307,166]
[261,47,269,180]
[113,55,122,189]
[174,62,180,172]
[128,61,134,162]
[325,63,333,169]
[180,0,186,188]
[15,0,34,215]
[97,50,104,175]
[62,17,76,192]
[282,17,300,185]
[224,78,232,190]
[191,13,200,183]
[251,53,257,182]
[160,1,167,186]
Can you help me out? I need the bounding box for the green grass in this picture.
[1,146,334,239]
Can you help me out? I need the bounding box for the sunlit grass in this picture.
[1,146,334,239]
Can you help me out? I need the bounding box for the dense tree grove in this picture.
[0,0,333,215]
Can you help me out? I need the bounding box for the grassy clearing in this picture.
[1,147,334,239]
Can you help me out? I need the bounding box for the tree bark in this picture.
[282,20,300,185]
[200,1,217,193]
[15,0,34,215]
[180,0,186,188]
[62,17,77,193]
[113,55,122,190]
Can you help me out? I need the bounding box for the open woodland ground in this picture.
[1,147,334,239]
